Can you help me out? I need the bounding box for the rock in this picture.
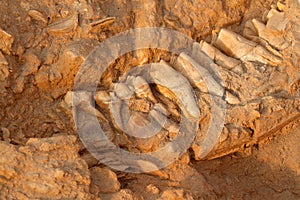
[0,52,9,81]
[35,39,99,98]
[0,127,10,143]
[252,19,289,50]
[158,188,194,200]
[0,28,14,55]
[12,75,25,94]
[146,184,160,194]
[80,150,99,168]
[22,51,41,76]
[0,135,95,199]
[11,51,41,94]
[28,10,47,24]
[89,167,121,194]
[35,65,51,89]
[150,162,215,198]
[100,189,140,200]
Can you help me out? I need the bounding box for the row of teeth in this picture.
[65,2,299,159]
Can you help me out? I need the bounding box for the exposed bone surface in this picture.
[215,28,283,66]
[149,63,200,119]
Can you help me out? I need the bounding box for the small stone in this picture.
[13,75,25,94]
[0,28,14,55]
[90,167,120,194]
[100,189,139,200]
[35,65,50,89]
[0,52,9,81]
[22,51,41,76]
[146,184,160,194]
[80,151,99,168]
[158,188,194,200]
[1,127,11,143]
[225,91,241,105]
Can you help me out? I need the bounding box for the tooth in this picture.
[266,9,289,32]
[198,41,241,70]
[149,63,200,119]
[123,111,162,138]
[243,20,283,58]
[225,91,241,105]
[243,20,258,40]
[94,90,111,107]
[215,28,282,66]
[172,54,205,90]
[129,76,157,103]
[65,91,89,107]
[191,41,237,77]
[113,83,133,100]
[109,92,127,132]
[277,1,286,11]
[150,103,180,133]
[252,19,289,50]
[173,52,224,97]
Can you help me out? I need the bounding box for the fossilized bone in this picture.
[69,0,300,167]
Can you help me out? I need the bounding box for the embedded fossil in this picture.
[0,28,14,55]
[89,17,116,28]
[68,0,299,165]
[47,13,78,35]
[2,0,300,198]
[28,10,48,24]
